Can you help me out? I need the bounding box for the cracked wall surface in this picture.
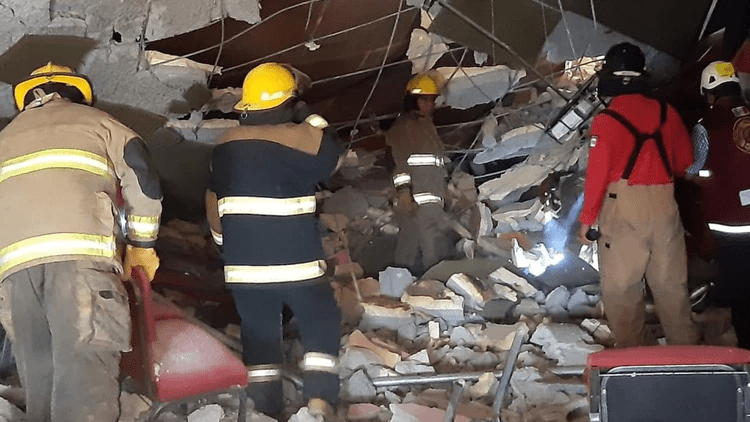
[0,0,260,119]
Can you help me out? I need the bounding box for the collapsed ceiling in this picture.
[0,0,743,218]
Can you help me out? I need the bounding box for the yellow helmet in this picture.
[406,73,440,95]
[234,63,297,112]
[13,62,93,111]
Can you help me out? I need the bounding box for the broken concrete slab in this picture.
[390,403,472,422]
[544,285,570,317]
[515,298,545,317]
[530,322,604,366]
[402,291,465,327]
[474,124,554,164]
[359,301,414,332]
[435,65,525,110]
[449,326,476,347]
[347,330,402,368]
[407,28,449,74]
[187,404,223,422]
[488,267,538,297]
[446,273,489,311]
[379,267,415,299]
[342,369,377,402]
[478,164,550,203]
[321,186,370,221]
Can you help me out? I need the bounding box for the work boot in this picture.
[307,398,343,422]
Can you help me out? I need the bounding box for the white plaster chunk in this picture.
[365,364,398,380]
[408,349,430,365]
[491,284,518,302]
[511,239,565,277]
[530,323,604,366]
[446,273,486,311]
[479,115,498,148]
[359,303,414,332]
[489,267,538,297]
[428,320,441,339]
[490,198,541,223]
[435,65,525,110]
[477,202,494,238]
[379,266,415,299]
[394,360,435,375]
[166,118,238,143]
[468,372,498,400]
[187,404,223,422]
[478,164,549,202]
[390,403,472,422]
[146,51,222,76]
[407,28,448,74]
[402,291,465,326]
[473,50,488,66]
[449,326,476,347]
[343,370,377,402]
[288,407,321,422]
[475,124,558,164]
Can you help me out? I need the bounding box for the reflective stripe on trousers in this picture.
[224,260,327,284]
[218,195,316,217]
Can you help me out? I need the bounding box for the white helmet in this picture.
[701,61,740,94]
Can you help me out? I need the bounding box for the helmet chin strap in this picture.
[24,87,62,110]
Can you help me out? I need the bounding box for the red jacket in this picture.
[697,97,750,226]
[580,94,693,225]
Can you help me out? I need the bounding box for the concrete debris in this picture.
[402,291,465,327]
[468,372,498,400]
[435,66,526,110]
[119,392,151,422]
[407,28,449,74]
[474,124,556,164]
[515,298,545,317]
[489,267,538,297]
[343,370,377,402]
[165,118,238,143]
[511,239,565,277]
[544,285,570,317]
[321,186,370,221]
[346,403,385,421]
[530,322,605,366]
[446,273,489,311]
[347,330,402,368]
[478,164,550,203]
[390,403,472,422]
[491,284,518,302]
[509,367,585,408]
[448,326,476,347]
[580,318,613,345]
[476,322,528,351]
[187,404,223,422]
[394,360,435,375]
[289,407,322,422]
[360,302,415,332]
[378,267,415,299]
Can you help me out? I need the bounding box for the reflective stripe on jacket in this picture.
[0,99,162,279]
[210,118,343,285]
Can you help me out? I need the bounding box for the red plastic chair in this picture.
[587,345,750,422]
[121,267,249,421]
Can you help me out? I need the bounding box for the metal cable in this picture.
[556,0,578,59]
[348,0,405,144]
[223,5,415,74]
[151,0,324,68]
[207,0,226,87]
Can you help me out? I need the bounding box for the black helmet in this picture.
[601,42,646,76]
[597,42,649,97]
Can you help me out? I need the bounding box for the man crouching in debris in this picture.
[0,63,162,421]
[577,43,699,347]
[386,72,457,276]
[205,62,345,421]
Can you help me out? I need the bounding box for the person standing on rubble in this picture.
[577,43,699,347]
[386,72,457,275]
[205,62,344,421]
[688,61,750,349]
[0,63,162,421]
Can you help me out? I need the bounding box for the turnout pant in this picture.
[394,203,455,275]
[230,277,341,415]
[0,260,130,422]
[597,180,699,347]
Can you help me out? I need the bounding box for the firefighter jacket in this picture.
[385,110,447,206]
[0,99,162,280]
[580,94,693,225]
[696,97,750,232]
[208,115,344,285]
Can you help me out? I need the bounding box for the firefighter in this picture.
[577,43,699,347]
[688,61,750,348]
[0,63,162,421]
[386,73,456,275]
[205,62,344,420]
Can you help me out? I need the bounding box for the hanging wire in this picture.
[490,0,497,63]
[347,0,405,144]
[556,0,579,60]
[305,0,315,31]
[313,46,468,86]
[207,0,226,87]
[223,5,415,74]
[151,0,325,68]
